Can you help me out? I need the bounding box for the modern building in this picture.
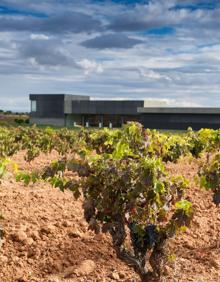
[29,94,220,130]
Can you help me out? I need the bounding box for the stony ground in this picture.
[0,152,220,282]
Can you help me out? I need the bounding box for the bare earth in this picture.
[0,152,220,282]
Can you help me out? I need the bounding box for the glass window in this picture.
[31,100,37,112]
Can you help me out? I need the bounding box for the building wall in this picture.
[29,95,220,130]
[30,94,90,118]
[64,95,90,114]
[30,94,65,118]
[140,113,220,130]
[30,117,65,127]
[65,114,82,127]
[72,100,144,115]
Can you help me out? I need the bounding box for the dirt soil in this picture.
[0,152,220,282]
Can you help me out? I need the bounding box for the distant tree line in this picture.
[0,110,29,125]
[0,109,29,115]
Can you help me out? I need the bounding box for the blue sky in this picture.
[0,0,220,111]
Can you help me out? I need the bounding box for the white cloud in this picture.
[0,0,220,110]
[30,33,49,40]
[138,69,172,81]
[76,59,103,75]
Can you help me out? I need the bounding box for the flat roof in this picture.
[29,94,90,100]
[137,107,220,114]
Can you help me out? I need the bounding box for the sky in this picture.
[0,0,220,111]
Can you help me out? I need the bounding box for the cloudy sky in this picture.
[0,0,220,111]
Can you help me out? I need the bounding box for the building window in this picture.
[31,100,37,112]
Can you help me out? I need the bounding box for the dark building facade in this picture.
[30,94,90,126]
[138,107,220,130]
[29,94,220,130]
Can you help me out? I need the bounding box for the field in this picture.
[0,124,220,282]
[0,113,29,127]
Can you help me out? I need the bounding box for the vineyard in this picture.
[0,123,220,282]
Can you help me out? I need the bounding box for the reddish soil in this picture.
[0,152,220,282]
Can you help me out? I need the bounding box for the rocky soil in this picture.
[0,152,220,281]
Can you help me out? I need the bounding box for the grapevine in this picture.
[1,122,220,280]
[16,123,193,280]
[198,152,220,205]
